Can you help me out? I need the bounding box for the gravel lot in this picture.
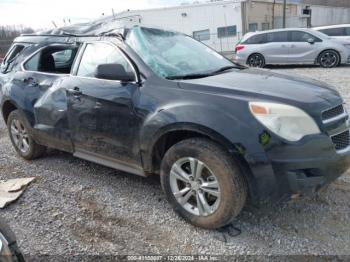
[1,66,350,259]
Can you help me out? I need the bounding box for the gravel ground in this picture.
[1,66,350,259]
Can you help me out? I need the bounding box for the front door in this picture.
[288,31,321,64]
[65,42,143,174]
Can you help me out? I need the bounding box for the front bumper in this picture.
[247,131,350,204]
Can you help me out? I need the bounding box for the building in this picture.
[107,0,350,55]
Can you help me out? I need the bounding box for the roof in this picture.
[313,24,350,30]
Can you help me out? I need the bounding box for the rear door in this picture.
[288,31,322,64]
[262,31,289,64]
[65,41,143,174]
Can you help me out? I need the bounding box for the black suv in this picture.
[1,25,350,229]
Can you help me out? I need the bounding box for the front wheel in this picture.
[318,50,340,68]
[160,138,247,229]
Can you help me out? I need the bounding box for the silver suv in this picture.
[234,28,350,68]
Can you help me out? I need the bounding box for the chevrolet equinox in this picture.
[1,25,350,229]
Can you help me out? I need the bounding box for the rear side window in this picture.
[1,44,25,73]
[320,27,345,36]
[4,45,25,63]
[345,27,350,36]
[267,32,288,42]
[24,45,79,74]
[290,31,322,42]
[244,34,267,44]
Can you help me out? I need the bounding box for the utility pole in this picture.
[283,0,287,28]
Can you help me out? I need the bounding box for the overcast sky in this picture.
[0,0,197,29]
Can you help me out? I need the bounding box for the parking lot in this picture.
[0,65,350,258]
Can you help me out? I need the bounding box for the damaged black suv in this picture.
[1,25,350,229]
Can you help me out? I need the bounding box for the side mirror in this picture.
[307,38,315,44]
[95,63,135,82]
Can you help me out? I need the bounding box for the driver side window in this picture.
[77,43,132,78]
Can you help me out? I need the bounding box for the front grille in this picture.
[331,130,350,151]
[322,104,345,121]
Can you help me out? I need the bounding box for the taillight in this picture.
[235,45,245,53]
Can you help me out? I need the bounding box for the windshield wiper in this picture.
[212,65,245,75]
[166,73,213,80]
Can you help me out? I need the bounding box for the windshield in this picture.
[126,26,237,79]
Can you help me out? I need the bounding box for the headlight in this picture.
[249,102,320,142]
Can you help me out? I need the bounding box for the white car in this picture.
[314,24,350,42]
[234,28,350,68]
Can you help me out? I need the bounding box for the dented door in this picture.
[65,76,142,167]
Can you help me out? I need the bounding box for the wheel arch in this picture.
[1,100,18,124]
[142,123,258,203]
[317,49,341,65]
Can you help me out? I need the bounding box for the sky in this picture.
[0,0,196,29]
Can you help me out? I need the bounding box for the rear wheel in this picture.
[160,138,247,229]
[318,50,340,68]
[7,110,46,160]
[247,53,265,68]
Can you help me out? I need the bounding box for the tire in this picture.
[318,50,340,68]
[247,53,265,68]
[7,110,46,160]
[0,218,25,262]
[160,138,247,229]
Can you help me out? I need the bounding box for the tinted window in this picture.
[193,29,210,41]
[77,43,132,78]
[290,31,321,42]
[345,27,350,36]
[267,31,288,42]
[217,26,237,38]
[320,27,346,36]
[244,34,267,44]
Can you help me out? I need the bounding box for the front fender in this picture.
[140,102,263,168]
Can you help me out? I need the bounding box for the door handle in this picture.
[291,44,296,48]
[68,87,83,101]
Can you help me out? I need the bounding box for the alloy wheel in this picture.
[320,52,338,68]
[248,54,264,68]
[10,119,30,154]
[169,157,221,217]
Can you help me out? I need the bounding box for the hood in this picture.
[178,68,343,113]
